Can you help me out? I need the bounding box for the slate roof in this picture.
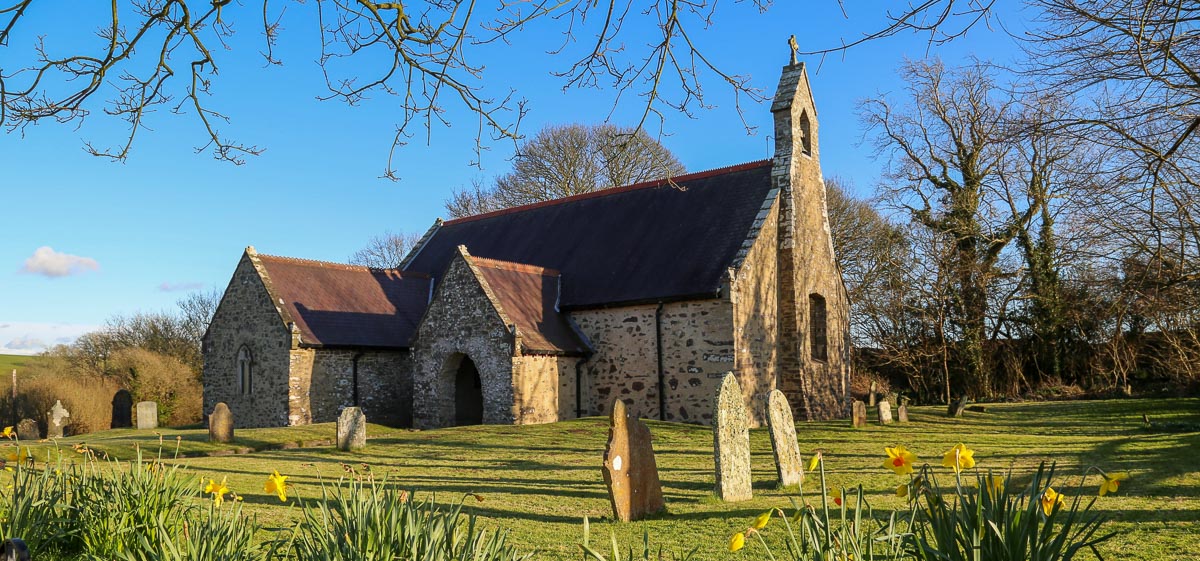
[470,257,588,355]
[404,160,776,308]
[256,254,431,349]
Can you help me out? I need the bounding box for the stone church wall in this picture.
[306,349,413,426]
[411,251,517,428]
[512,354,578,424]
[202,253,293,428]
[731,199,781,426]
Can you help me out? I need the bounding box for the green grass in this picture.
[0,353,45,374]
[16,398,1200,561]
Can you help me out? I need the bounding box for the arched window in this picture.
[237,346,253,395]
[800,110,813,156]
[809,294,828,362]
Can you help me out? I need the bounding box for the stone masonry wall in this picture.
[732,199,781,425]
[202,252,293,428]
[571,305,658,419]
[512,354,578,424]
[658,299,738,425]
[411,250,517,428]
[308,349,413,426]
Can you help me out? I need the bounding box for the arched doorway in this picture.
[454,355,484,425]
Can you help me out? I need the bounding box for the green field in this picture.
[0,353,44,373]
[22,398,1200,560]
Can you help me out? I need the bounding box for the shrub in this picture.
[109,348,202,426]
[0,369,119,435]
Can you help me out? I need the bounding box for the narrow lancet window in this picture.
[809,294,828,362]
[237,346,253,395]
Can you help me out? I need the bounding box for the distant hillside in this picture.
[0,353,47,373]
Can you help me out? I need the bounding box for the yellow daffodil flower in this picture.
[942,443,976,473]
[1099,472,1129,496]
[896,483,908,498]
[1041,487,1065,516]
[883,446,917,475]
[729,532,746,552]
[752,510,771,530]
[264,470,289,502]
[806,452,822,472]
[988,475,1004,497]
[1,427,13,440]
[204,477,230,507]
[831,488,844,507]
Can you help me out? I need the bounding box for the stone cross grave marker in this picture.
[111,389,133,428]
[766,390,804,487]
[136,401,158,429]
[897,403,909,423]
[878,400,894,425]
[208,402,234,443]
[713,372,752,502]
[47,400,70,438]
[602,399,665,522]
[852,400,867,428]
[337,407,367,451]
[15,418,39,440]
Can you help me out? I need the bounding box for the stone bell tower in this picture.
[771,41,851,421]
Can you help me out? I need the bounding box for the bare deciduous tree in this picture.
[349,231,422,269]
[445,123,685,219]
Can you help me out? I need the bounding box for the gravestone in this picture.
[713,372,752,502]
[947,396,968,418]
[15,418,38,440]
[766,390,804,487]
[208,402,234,443]
[851,400,867,428]
[47,400,70,438]
[337,407,367,451]
[878,400,894,425]
[897,403,909,423]
[868,381,877,406]
[111,390,133,428]
[136,401,158,429]
[602,399,665,522]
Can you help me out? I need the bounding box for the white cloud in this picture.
[4,336,45,351]
[21,246,100,278]
[0,322,99,356]
[158,281,204,292]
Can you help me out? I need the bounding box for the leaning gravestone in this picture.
[15,418,39,440]
[337,407,367,451]
[208,402,234,443]
[111,390,133,428]
[766,390,804,487]
[897,403,909,423]
[136,401,158,429]
[713,372,752,502]
[851,400,868,428]
[948,396,968,418]
[47,400,70,438]
[602,399,665,522]
[878,400,894,425]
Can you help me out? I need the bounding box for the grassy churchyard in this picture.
[13,397,1200,560]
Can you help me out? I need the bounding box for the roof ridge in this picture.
[443,159,772,226]
[257,253,429,277]
[471,256,560,276]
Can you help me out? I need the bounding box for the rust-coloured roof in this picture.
[256,254,431,349]
[471,256,588,355]
[405,160,776,308]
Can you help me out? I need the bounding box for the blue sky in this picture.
[0,2,1028,354]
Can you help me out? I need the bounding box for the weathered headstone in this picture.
[851,400,867,428]
[766,390,804,487]
[602,399,665,522]
[47,400,70,438]
[135,401,158,429]
[208,402,234,443]
[111,390,133,428]
[15,418,38,440]
[897,403,909,423]
[966,405,989,414]
[868,381,878,406]
[713,372,751,502]
[337,407,367,451]
[947,396,968,418]
[878,400,894,425]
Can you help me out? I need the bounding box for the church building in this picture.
[202,59,850,429]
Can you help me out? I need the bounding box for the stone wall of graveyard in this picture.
[410,250,517,428]
[731,199,781,426]
[304,349,413,427]
[202,252,294,428]
[512,354,579,424]
[571,298,738,425]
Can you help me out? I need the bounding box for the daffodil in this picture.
[883,446,917,475]
[264,470,289,502]
[729,532,746,552]
[942,443,976,473]
[806,452,822,472]
[1099,472,1129,496]
[895,483,908,498]
[204,477,230,507]
[1,427,13,440]
[988,475,1004,497]
[752,510,771,530]
[831,488,843,507]
[1040,487,1065,516]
